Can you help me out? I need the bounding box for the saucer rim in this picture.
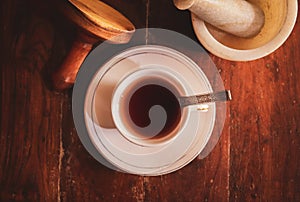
[84,45,216,175]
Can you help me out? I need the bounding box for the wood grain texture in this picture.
[228,13,300,200]
[0,1,63,201]
[1,0,299,201]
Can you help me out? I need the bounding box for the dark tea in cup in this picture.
[128,83,181,139]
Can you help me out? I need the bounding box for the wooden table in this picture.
[1,0,299,201]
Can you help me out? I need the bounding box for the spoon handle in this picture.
[179,90,232,107]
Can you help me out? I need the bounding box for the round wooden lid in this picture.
[62,0,135,43]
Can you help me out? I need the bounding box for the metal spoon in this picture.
[179,90,232,107]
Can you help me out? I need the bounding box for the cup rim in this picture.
[111,67,191,147]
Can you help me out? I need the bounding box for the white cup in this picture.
[111,67,191,147]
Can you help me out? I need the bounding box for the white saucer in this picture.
[84,45,216,175]
[72,28,227,176]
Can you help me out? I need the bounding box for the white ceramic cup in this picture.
[111,67,191,147]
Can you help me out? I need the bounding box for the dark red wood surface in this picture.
[1,0,299,201]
